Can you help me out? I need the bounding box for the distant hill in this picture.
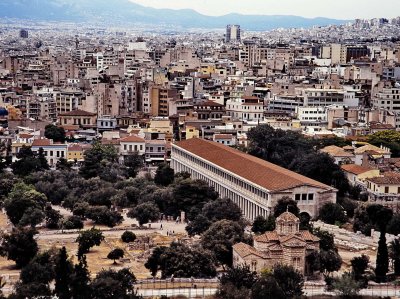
[0,0,349,30]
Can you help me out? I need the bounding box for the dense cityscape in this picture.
[1,1,400,298]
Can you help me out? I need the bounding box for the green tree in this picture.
[248,124,350,195]
[62,215,84,230]
[368,130,400,157]
[332,272,362,297]
[127,202,160,226]
[45,124,66,143]
[124,153,144,178]
[387,213,400,236]
[217,265,257,299]
[85,206,123,227]
[202,198,242,222]
[272,264,304,298]
[56,158,73,171]
[320,249,342,278]
[318,202,347,225]
[70,256,92,299]
[121,231,136,243]
[351,254,369,281]
[154,163,175,186]
[107,248,124,264]
[313,228,336,251]
[90,269,137,299]
[367,204,393,282]
[80,142,118,179]
[54,247,73,299]
[146,243,216,278]
[252,215,275,234]
[0,228,38,268]
[19,250,56,286]
[145,246,167,277]
[248,124,313,169]
[19,206,45,227]
[76,228,105,257]
[171,178,218,220]
[37,147,50,170]
[306,250,321,274]
[201,220,245,266]
[4,182,47,226]
[273,197,300,218]
[45,206,62,229]
[186,214,212,236]
[11,146,47,176]
[251,275,285,299]
[220,264,258,289]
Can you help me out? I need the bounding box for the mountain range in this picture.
[0,0,349,31]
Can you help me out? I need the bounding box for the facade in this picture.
[31,139,68,166]
[366,172,400,202]
[171,138,337,220]
[58,109,97,128]
[320,145,355,165]
[67,144,84,162]
[97,115,118,132]
[120,135,146,158]
[233,212,320,275]
[341,164,380,186]
[226,25,241,43]
[226,96,264,121]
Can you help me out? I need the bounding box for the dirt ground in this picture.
[338,246,377,272]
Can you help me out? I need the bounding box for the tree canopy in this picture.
[0,228,38,268]
[44,124,66,143]
[248,124,350,195]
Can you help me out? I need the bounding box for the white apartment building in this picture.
[171,138,337,221]
[226,96,264,121]
[119,135,146,161]
[296,107,328,127]
[372,86,400,129]
[268,95,305,114]
[302,88,358,108]
[31,139,67,166]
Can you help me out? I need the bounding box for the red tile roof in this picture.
[120,135,145,143]
[341,164,374,175]
[174,138,335,192]
[58,109,96,117]
[19,134,33,139]
[233,242,270,259]
[368,172,400,185]
[32,139,51,147]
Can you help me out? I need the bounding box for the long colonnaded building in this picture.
[171,138,337,221]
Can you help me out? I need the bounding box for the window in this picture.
[308,194,314,201]
[295,194,301,201]
[302,194,307,201]
[385,186,389,193]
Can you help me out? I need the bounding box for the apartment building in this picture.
[226,96,264,121]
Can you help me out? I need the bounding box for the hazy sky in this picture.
[129,0,400,20]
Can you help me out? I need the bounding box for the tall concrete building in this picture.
[226,25,241,43]
[19,29,29,38]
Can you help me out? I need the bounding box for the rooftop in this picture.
[58,109,96,117]
[341,164,375,175]
[174,138,336,193]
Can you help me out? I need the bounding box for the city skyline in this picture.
[129,0,400,20]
